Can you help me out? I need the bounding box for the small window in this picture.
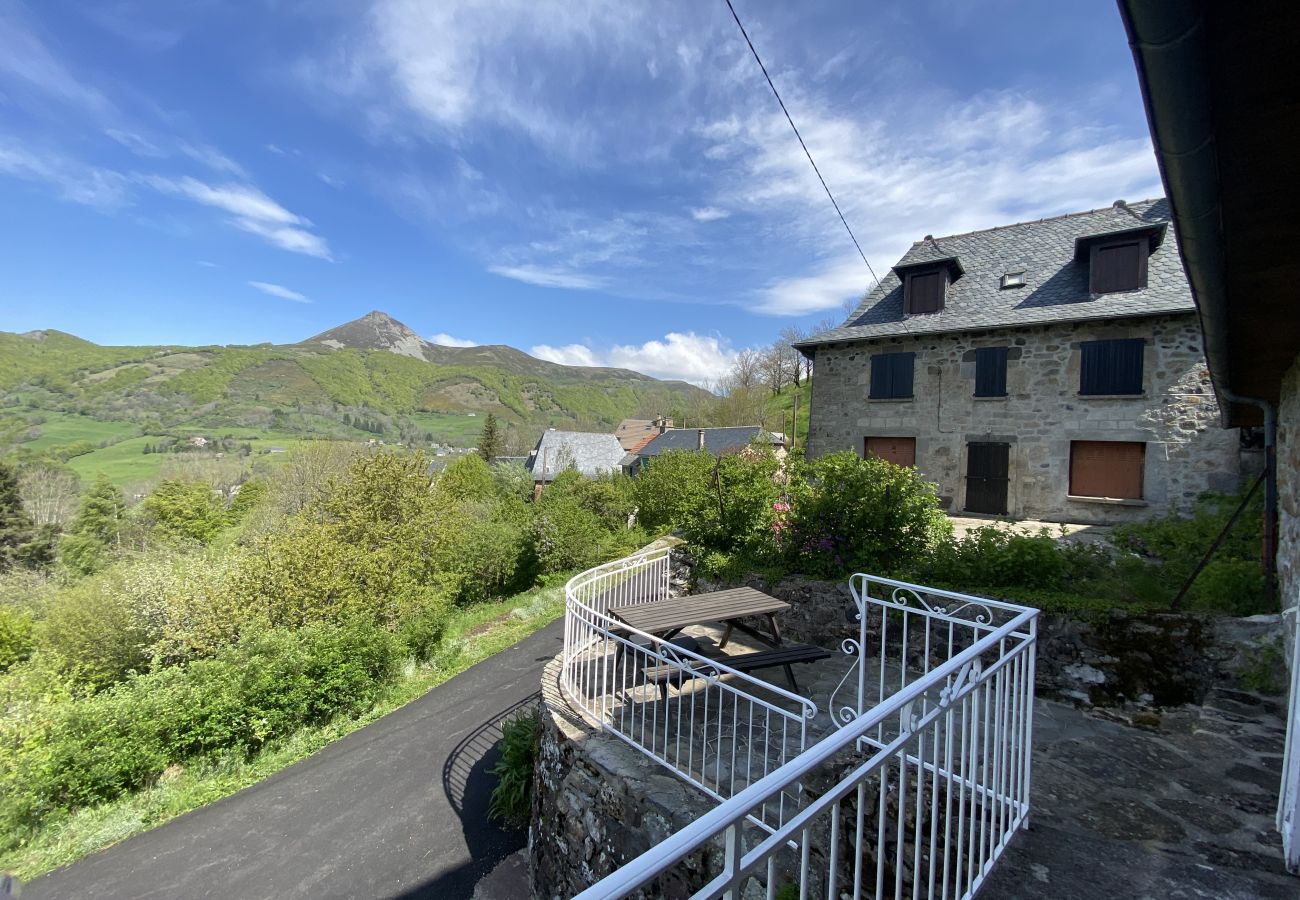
[1089,239,1148,293]
[1080,339,1144,395]
[904,270,945,314]
[1000,271,1026,289]
[864,436,916,467]
[1070,441,1144,499]
[869,352,915,399]
[974,347,1008,397]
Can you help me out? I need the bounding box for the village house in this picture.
[629,425,786,474]
[614,415,673,451]
[525,429,625,494]
[795,198,1247,524]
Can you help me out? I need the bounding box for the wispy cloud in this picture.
[690,206,730,222]
[143,175,333,260]
[754,256,874,316]
[0,140,127,209]
[532,332,742,386]
[489,264,604,290]
[196,260,218,268]
[429,332,477,347]
[0,1,113,116]
[179,142,249,179]
[248,280,310,303]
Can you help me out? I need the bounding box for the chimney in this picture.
[697,429,706,451]
[658,415,668,435]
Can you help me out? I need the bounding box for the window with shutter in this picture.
[1089,239,1147,293]
[864,436,916,467]
[1069,441,1144,499]
[974,347,1008,397]
[870,352,915,399]
[1080,339,1144,395]
[904,270,945,314]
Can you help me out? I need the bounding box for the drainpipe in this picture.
[1220,388,1278,600]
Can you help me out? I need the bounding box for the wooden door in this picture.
[965,442,1010,514]
[864,436,916,468]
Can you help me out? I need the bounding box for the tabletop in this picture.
[611,586,789,635]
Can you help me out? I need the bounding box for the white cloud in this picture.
[179,142,249,179]
[0,2,113,116]
[690,206,730,222]
[0,141,127,209]
[755,256,874,316]
[196,260,218,268]
[144,175,333,260]
[489,264,604,290]
[429,332,477,347]
[532,332,741,386]
[248,281,310,303]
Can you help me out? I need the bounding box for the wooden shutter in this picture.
[1069,441,1144,499]
[870,352,915,399]
[1080,339,1144,395]
[974,347,1008,397]
[1090,240,1148,293]
[865,436,916,467]
[905,270,945,314]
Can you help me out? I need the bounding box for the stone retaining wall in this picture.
[529,655,719,900]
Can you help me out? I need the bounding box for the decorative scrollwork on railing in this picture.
[882,584,997,626]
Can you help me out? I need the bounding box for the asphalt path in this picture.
[27,620,564,900]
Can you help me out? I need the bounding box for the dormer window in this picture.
[1074,223,1165,295]
[1089,238,1148,293]
[1000,271,1026,289]
[895,255,963,315]
[904,269,946,314]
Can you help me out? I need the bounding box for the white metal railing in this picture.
[573,575,1039,900]
[562,548,818,830]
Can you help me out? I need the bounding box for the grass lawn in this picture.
[14,412,138,454]
[405,411,487,447]
[65,433,333,488]
[0,582,566,881]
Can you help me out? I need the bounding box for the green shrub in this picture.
[787,452,949,577]
[142,479,228,544]
[434,453,495,504]
[1185,559,1270,616]
[37,573,157,689]
[395,587,453,661]
[488,707,540,827]
[0,605,34,672]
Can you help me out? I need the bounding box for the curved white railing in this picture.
[562,547,818,830]
[574,573,1040,900]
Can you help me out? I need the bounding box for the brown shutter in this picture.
[1069,441,1144,499]
[1089,240,1147,293]
[864,436,916,467]
[904,270,945,313]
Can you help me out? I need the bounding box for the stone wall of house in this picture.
[804,314,1243,524]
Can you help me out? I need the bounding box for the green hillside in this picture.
[0,316,711,485]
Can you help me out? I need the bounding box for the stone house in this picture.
[525,430,625,495]
[628,426,787,474]
[796,198,1246,524]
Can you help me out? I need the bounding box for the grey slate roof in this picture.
[637,427,782,458]
[526,431,625,482]
[797,198,1195,349]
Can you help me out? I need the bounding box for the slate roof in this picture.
[637,427,783,458]
[526,431,626,482]
[796,198,1195,349]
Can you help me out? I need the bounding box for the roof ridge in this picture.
[907,197,1168,248]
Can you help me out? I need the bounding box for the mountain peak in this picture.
[306,311,431,359]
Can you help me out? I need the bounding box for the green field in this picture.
[18,412,139,453]
[65,432,324,487]
[405,411,487,446]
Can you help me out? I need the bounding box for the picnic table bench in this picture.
[611,587,830,697]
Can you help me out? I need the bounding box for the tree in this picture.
[728,348,762,393]
[779,325,808,387]
[476,412,504,462]
[760,343,787,396]
[142,478,228,544]
[0,462,52,572]
[60,474,127,575]
[18,462,80,528]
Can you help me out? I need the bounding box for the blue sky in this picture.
[0,0,1161,384]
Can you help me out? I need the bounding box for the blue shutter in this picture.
[1081,339,1144,394]
[974,347,1008,397]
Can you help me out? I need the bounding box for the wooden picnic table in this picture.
[611,586,790,649]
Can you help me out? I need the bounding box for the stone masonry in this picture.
[804,313,1244,524]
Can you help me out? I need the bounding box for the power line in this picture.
[723,0,879,287]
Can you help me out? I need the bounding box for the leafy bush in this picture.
[917,527,1086,591]
[142,479,228,544]
[37,573,157,689]
[0,605,34,672]
[533,471,636,574]
[488,707,540,827]
[0,621,400,831]
[786,452,949,577]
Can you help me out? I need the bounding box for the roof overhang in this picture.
[892,255,964,281]
[1072,222,1167,262]
[1120,0,1300,426]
